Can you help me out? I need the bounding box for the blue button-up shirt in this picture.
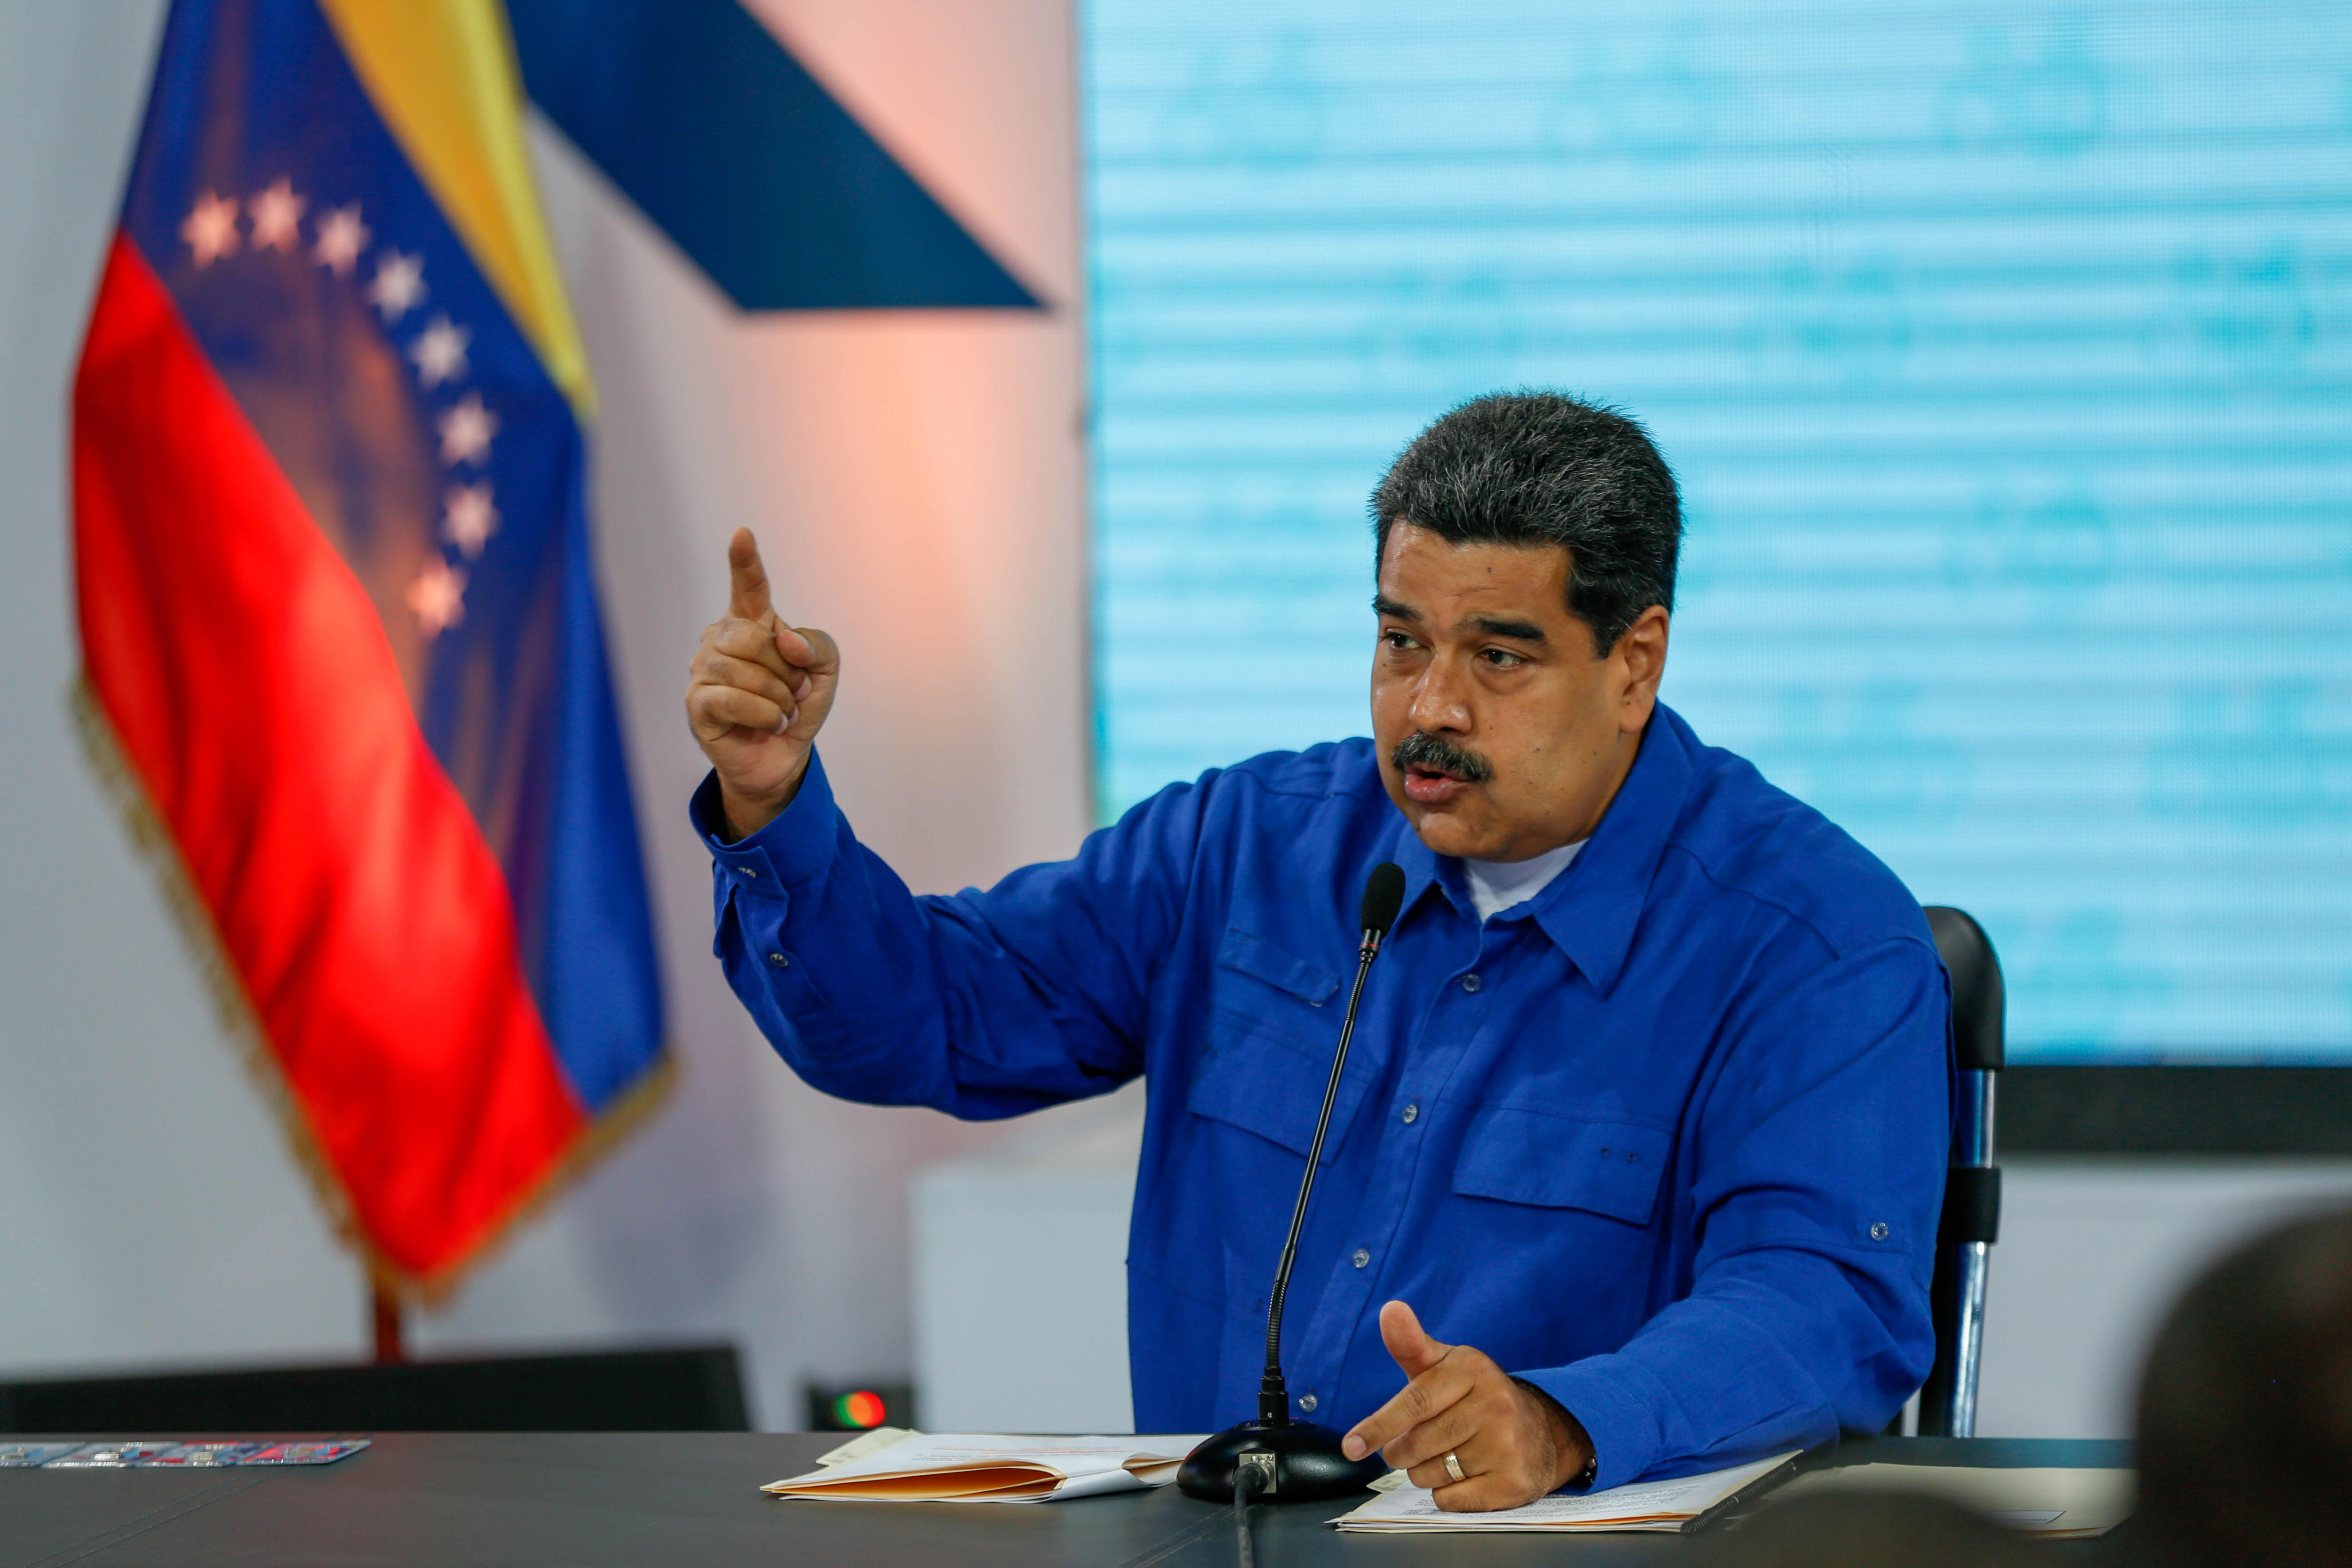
[694,703,1948,1488]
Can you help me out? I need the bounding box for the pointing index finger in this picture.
[726,528,774,623]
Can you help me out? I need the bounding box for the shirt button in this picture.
[1400,1102,1419,1124]
[737,865,760,878]
[1299,1393,1318,1413]
[1352,1248,1370,1269]
[1870,1222,1890,1241]
[768,952,790,968]
[1461,973,1481,993]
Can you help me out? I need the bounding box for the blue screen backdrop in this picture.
[1083,1,2352,1060]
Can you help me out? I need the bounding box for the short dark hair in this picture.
[1369,391,1682,656]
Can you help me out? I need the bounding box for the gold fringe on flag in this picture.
[69,671,675,1305]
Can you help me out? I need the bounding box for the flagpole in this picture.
[371,1282,406,1364]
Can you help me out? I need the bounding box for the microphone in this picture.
[1177,862,1407,1504]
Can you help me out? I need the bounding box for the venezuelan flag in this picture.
[72,0,665,1292]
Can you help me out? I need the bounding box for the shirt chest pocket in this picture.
[1187,926,1363,1163]
[1451,1104,1674,1226]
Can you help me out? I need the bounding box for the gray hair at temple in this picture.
[1368,390,1683,658]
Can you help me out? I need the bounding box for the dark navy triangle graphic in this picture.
[507,0,1042,311]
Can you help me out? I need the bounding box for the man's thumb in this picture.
[1380,1299,1448,1377]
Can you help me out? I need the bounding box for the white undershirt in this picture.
[1462,838,1587,923]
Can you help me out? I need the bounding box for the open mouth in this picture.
[1391,732,1491,807]
[1402,763,1473,804]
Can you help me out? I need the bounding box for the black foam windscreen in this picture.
[1359,861,1406,937]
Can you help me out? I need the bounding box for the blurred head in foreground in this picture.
[2134,1207,2352,1568]
[1698,1492,2029,1568]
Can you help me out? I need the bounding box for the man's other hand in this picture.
[685,528,840,840]
[1339,1300,1593,1512]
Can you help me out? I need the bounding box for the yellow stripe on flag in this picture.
[317,0,595,420]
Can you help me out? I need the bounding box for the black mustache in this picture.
[1391,732,1494,784]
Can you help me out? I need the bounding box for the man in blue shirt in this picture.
[684,393,1948,1509]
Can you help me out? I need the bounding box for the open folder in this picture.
[764,1432,1212,1504]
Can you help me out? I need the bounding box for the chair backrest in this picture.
[1930,907,2006,1081]
[1916,906,2004,1438]
[0,1345,749,1433]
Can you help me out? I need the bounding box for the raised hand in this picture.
[685,528,840,840]
[1339,1300,1593,1512]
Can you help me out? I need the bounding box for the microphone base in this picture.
[1176,1420,1389,1503]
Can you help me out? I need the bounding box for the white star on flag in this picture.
[180,191,240,268]
[406,557,468,638]
[312,204,370,277]
[436,394,498,466]
[409,315,471,389]
[247,178,305,252]
[442,482,499,557]
[367,250,426,322]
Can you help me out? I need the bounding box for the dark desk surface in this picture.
[0,1434,2131,1568]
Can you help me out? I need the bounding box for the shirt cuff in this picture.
[689,751,841,890]
[1516,1356,1662,1494]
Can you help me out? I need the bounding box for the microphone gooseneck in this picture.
[1175,862,1406,1502]
[1256,861,1406,1426]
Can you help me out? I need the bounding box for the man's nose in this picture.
[1409,659,1473,734]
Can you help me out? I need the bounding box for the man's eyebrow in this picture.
[1470,615,1547,643]
[1372,595,1421,621]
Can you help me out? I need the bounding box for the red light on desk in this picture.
[832,1389,888,1428]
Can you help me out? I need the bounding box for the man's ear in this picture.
[1610,605,1670,734]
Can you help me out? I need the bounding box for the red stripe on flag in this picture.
[72,234,586,1283]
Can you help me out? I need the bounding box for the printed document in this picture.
[1333,1451,1797,1533]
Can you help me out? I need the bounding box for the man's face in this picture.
[1370,522,1669,862]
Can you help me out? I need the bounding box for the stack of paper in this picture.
[764,1432,1210,1504]
[1332,1452,1798,1533]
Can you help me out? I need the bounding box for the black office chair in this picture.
[1915,906,2004,1438]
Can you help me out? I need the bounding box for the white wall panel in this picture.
[913,1084,1142,1433]
[1978,1158,2352,1439]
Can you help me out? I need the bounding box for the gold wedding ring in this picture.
[1443,1451,1466,1484]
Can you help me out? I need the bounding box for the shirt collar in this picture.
[1386,703,1699,994]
